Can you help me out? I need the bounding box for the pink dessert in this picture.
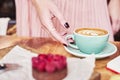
[32,54,67,80]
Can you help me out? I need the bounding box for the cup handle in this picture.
[65,34,79,49]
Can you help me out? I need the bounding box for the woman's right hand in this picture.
[32,0,70,45]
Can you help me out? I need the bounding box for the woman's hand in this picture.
[32,0,69,45]
[108,0,120,34]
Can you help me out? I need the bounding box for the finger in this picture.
[48,2,70,29]
[40,10,68,45]
[111,19,120,33]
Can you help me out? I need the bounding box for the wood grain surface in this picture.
[0,36,120,80]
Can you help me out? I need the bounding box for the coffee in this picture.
[67,27,109,54]
[76,28,108,36]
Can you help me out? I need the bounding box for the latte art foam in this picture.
[77,29,107,36]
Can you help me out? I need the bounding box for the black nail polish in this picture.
[64,22,70,28]
[0,64,6,70]
[63,44,67,47]
[70,41,75,44]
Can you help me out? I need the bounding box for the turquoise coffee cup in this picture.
[68,28,109,54]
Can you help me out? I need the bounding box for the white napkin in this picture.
[0,45,95,80]
[63,55,95,80]
[0,17,10,35]
[0,45,37,80]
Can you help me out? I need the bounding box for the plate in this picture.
[64,42,117,59]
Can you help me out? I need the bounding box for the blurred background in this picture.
[0,0,15,36]
[0,0,15,20]
[0,0,119,41]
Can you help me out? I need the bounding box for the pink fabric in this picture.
[15,0,114,41]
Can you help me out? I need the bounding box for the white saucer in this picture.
[64,42,117,59]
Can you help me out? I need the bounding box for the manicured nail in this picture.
[67,37,75,44]
[70,41,75,44]
[63,44,67,47]
[64,22,70,28]
[62,32,67,36]
[0,64,6,70]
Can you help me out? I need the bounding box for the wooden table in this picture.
[0,36,120,80]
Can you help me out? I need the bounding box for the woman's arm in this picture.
[108,0,120,34]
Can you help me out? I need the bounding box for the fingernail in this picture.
[63,44,67,47]
[70,41,75,44]
[62,32,67,36]
[0,64,6,70]
[67,37,75,44]
[64,22,70,28]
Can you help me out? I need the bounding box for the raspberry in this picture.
[38,54,47,60]
[45,61,56,73]
[32,53,67,73]
[53,55,61,61]
[47,54,54,61]
[37,61,46,71]
[53,60,63,70]
[32,57,39,69]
